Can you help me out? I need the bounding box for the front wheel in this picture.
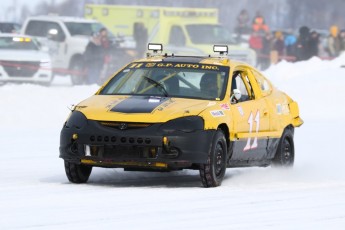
[199,130,227,187]
[272,128,295,167]
[70,60,85,85]
[64,161,92,183]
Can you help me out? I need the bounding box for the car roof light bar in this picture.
[148,43,163,54]
[213,45,228,56]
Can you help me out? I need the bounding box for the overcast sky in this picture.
[1,0,65,22]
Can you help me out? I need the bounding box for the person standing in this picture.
[284,30,297,58]
[252,11,269,33]
[249,31,263,67]
[83,33,104,85]
[296,26,312,61]
[261,32,273,69]
[309,31,320,57]
[133,23,148,58]
[236,9,250,42]
[327,25,341,57]
[99,28,111,84]
[271,31,285,64]
[339,29,345,53]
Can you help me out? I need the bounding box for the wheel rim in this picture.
[282,138,293,165]
[215,142,225,177]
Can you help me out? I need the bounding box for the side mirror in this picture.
[47,29,58,40]
[230,89,242,103]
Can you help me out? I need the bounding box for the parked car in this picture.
[0,22,21,33]
[0,34,52,85]
[59,44,303,187]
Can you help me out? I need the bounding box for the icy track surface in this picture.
[1,56,345,230]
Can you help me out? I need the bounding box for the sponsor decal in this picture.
[128,62,222,71]
[282,104,290,114]
[207,102,217,106]
[148,98,161,103]
[276,104,282,114]
[155,99,175,112]
[237,106,244,116]
[210,110,225,117]
[118,123,128,130]
[220,103,230,110]
[145,63,156,68]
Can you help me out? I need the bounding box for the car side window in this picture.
[231,71,255,102]
[251,69,272,96]
[169,26,186,46]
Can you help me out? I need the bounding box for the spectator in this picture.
[252,11,269,33]
[271,31,285,64]
[133,23,148,58]
[309,31,320,57]
[249,31,263,67]
[83,33,104,84]
[236,9,250,42]
[296,26,312,61]
[284,29,297,58]
[261,32,273,70]
[327,25,341,57]
[99,28,112,83]
[99,28,110,49]
[339,29,345,53]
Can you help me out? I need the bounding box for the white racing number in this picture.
[243,110,260,151]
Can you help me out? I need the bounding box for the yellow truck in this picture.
[84,4,256,65]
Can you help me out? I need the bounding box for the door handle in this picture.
[263,110,268,116]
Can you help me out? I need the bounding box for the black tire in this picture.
[199,130,227,187]
[70,59,85,85]
[64,161,92,183]
[272,128,295,167]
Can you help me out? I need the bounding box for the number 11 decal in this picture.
[244,110,260,151]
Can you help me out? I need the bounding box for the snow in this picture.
[1,56,345,229]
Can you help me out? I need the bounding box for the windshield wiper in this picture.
[143,76,169,97]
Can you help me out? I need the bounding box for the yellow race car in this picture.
[59,44,303,187]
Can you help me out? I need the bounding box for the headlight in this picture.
[65,111,88,129]
[159,116,204,133]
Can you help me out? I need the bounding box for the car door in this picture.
[24,20,66,68]
[229,67,270,162]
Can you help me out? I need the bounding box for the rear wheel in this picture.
[272,128,295,167]
[64,161,92,183]
[199,130,227,187]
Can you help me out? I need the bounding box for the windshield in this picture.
[65,22,109,36]
[186,24,236,44]
[100,62,229,100]
[0,37,39,50]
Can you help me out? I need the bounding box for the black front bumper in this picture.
[59,112,215,170]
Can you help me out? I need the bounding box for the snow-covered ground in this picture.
[1,56,345,229]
